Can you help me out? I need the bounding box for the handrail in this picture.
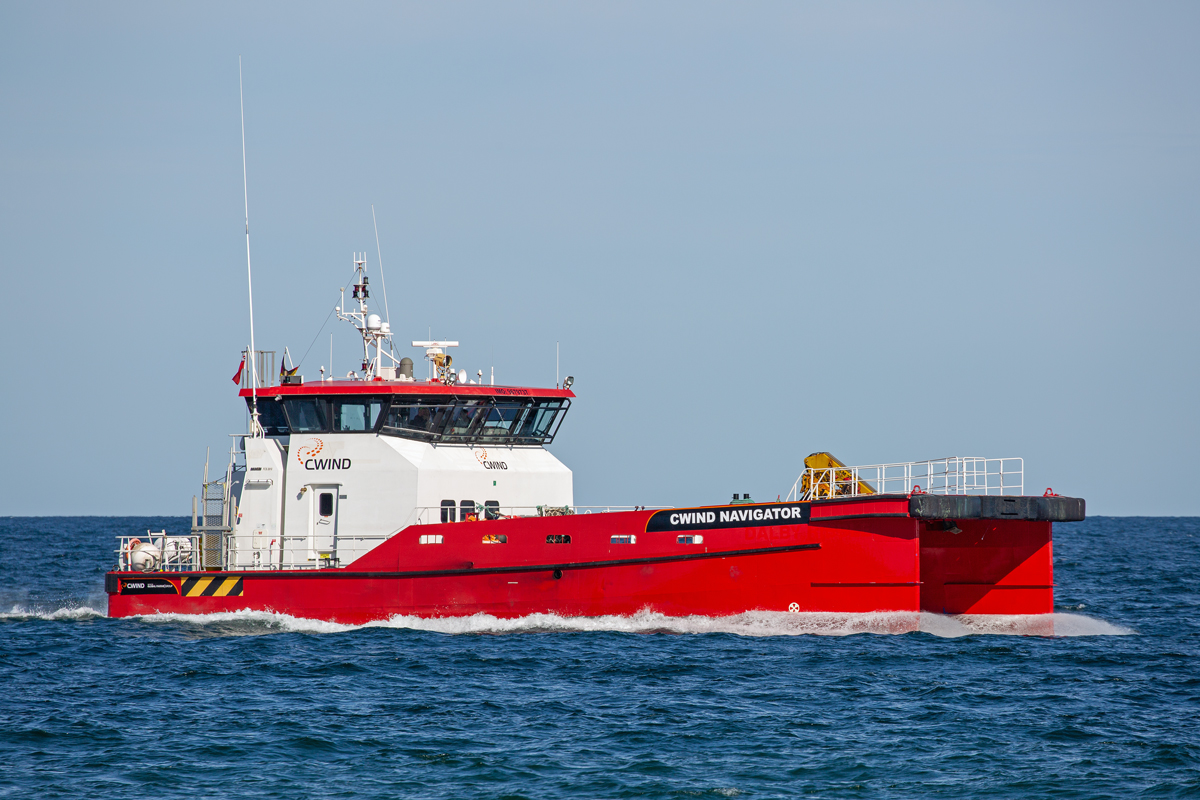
[113,505,675,574]
[786,456,1023,502]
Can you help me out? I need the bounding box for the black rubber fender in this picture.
[909,494,1085,522]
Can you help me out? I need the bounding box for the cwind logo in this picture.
[474,448,508,471]
[296,438,351,471]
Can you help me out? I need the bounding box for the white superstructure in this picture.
[174,255,576,572]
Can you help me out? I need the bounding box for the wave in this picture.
[0,605,106,621]
[123,608,1135,638]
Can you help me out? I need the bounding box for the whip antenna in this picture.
[239,56,261,436]
[371,205,392,336]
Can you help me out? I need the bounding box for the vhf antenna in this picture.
[371,205,393,354]
[239,56,261,437]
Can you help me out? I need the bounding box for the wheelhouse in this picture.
[242,385,572,446]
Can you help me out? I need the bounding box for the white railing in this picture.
[116,532,203,572]
[114,505,674,573]
[786,457,1023,502]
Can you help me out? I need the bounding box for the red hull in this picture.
[107,496,1055,623]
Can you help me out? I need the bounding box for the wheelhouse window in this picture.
[381,401,453,440]
[479,403,526,439]
[247,398,289,436]
[446,402,487,438]
[514,400,566,441]
[379,396,570,445]
[249,393,569,444]
[333,397,387,432]
[283,398,328,432]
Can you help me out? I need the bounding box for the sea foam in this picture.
[118,607,1134,638]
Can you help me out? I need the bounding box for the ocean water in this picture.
[1,517,1197,799]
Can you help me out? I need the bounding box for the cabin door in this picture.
[309,485,340,566]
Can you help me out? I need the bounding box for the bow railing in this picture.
[786,457,1023,501]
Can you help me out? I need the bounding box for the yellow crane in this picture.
[800,452,876,499]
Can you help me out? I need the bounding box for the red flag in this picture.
[232,358,245,385]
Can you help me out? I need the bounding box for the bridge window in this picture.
[283,398,328,432]
[247,398,289,436]
[381,396,573,445]
[479,403,526,438]
[445,403,485,438]
[515,400,566,441]
[381,402,454,440]
[333,398,386,431]
[440,500,456,523]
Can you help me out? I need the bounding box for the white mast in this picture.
[336,253,398,379]
[239,56,261,437]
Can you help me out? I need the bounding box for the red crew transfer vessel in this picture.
[106,257,1085,624]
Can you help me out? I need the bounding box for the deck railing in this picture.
[116,531,203,573]
[113,505,673,573]
[786,457,1023,502]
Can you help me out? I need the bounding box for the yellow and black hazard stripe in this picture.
[181,576,244,597]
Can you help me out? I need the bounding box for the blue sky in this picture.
[1,2,1196,515]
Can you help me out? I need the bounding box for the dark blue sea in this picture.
[1,517,1197,798]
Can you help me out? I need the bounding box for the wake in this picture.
[122,608,1133,638]
[2,605,1133,637]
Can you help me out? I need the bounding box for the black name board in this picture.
[646,503,810,533]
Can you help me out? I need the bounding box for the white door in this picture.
[309,485,339,565]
